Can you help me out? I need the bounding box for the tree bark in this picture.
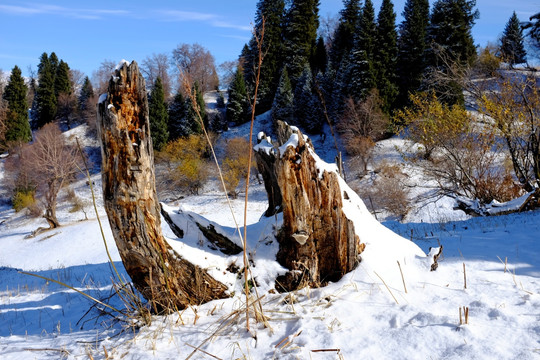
[97,61,228,312]
[255,122,364,291]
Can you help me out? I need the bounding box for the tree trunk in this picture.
[97,60,228,312]
[255,121,364,292]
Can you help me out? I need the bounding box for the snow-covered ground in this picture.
[1,123,539,359]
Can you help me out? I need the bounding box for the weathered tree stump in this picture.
[97,60,228,312]
[255,122,364,291]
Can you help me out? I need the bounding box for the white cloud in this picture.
[153,9,251,32]
[0,3,129,20]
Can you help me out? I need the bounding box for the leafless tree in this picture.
[141,53,172,100]
[7,123,81,228]
[218,60,238,89]
[337,90,389,176]
[56,92,77,129]
[69,69,86,94]
[92,59,117,95]
[319,13,338,49]
[172,43,219,93]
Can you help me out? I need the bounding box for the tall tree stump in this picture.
[97,61,227,312]
[255,122,364,291]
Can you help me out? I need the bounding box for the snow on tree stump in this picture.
[255,122,364,292]
[97,60,228,312]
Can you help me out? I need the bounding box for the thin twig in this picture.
[374,271,399,305]
[397,261,407,294]
[463,262,467,289]
[185,343,223,360]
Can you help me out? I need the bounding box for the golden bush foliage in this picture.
[396,92,521,204]
[158,135,211,195]
[222,137,254,198]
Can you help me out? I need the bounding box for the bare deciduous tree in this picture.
[92,59,117,95]
[172,43,219,93]
[7,123,80,228]
[141,53,172,101]
[337,90,389,176]
[218,60,238,89]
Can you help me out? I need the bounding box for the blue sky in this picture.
[0,0,538,79]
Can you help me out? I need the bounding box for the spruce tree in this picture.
[500,11,527,65]
[148,77,169,151]
[243,0,285,113]
[193,82,208,130]
[3,65,31,143]
[293,65,321,133]
[346,0,377,102]
[311,36,328,75]
[427,0,478,105]
[35,52,57,128]
[54,60,71,97]
[227,67,250,125]
[396,0,430,108]
[427,0,479,67]
[271,67,294,124]
[283,0,320,83]
[524,12,540,51]
[329,0,362,69]
[168,90,188,140]
[375,0,399,112]
[78,76,94,112]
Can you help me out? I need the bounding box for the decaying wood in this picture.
[455,188,540,217]
[255,121,364,291]
[97,61,228,312]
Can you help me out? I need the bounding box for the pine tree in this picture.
[500,11,527,65]
[283,0,320,83]
[346,0,377,102]
[243,0,285,113]
[311,36,328,75]
[35,52,57,128]
[3,65,31,143]
[523,12,540,51]
[227,67,250,125]
[193,82,208,130]
[396,0,430,108]
[54,60,71,97]
[375,0,399,112]
[148,77,169,151]
[272,67,294,124]
[329,0,362,69]
[427,0,479,67]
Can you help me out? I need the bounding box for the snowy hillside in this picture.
[0,123,539,359]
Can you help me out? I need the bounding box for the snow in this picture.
[114,59,130,71]
[1,123,540,359]
[98,93,107,104]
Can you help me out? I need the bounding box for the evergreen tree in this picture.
[293,65,321,132]
[396,0,430,108]
[375,0,399,112]
[54,60,71,97]
[346,0,377,102]
[3,65,31,143]
[427,0,479,105]
[523,12,540,51]
[78,76,94,112]
[148,77,169,151]
[227,66,250,125]
[427,0,479,67]
[329,0,362,69]
[500,11,527,65]
[168,91,188,140]
[35,52,57,128]
[271,67,294,124]
[193,82,208,130]
[243,0,285,113]
[311,36,328,75]
[282,0,320,83]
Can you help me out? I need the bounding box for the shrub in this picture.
[222,137,254,198]
[157,135,212,195]
[12,187,36,212]
[395,92,521,205]
[357,162,410,220]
